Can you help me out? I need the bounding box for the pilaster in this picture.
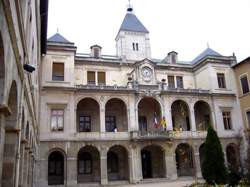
[100,148,108,185]
[190,109,197,131]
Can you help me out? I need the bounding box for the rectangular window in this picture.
[136,43,139,51]
[217,73,226,88]
[168,76,175,88]
[240,76,249,94]
[52,63,64,81]
[222,111,232,130]
[79,116,91,132]
[51,109,64,131]
[87,71,96,85]
[98,72,106,85]
[132,43,135,51]
[105,116,116,132]
[247,111,250,129]
[78,159,92,174]
[176,76,183,88]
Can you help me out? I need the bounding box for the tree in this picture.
[201,125,228,185]
[246,131,250,183]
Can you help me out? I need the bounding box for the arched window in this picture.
[78,152,92,174]
[107,151,118,173]
[48,151,64,185]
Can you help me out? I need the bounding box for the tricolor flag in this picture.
[153,113,159,128]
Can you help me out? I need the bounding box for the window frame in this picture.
[217,73,226,89]
[78,152,92,174]
[51,109,64,131]
[79,115,91,132]
[168,75,175,89]
[222,111,232,130]
[105,115,116,132]
[87,71,96,85]
[97,72,106,85]
[246,109,250,129]
[239,73,250,95]
[176,76,184,88]
[52,62,64,81]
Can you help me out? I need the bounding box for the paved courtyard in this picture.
[109,179,196,187]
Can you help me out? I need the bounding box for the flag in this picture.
[160,116,167,128]
[153,113,159,128]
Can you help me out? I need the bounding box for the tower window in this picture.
[52,62,64,81]
[136,43,139,51]
[132,43,135,51]
[217,73,226,88]
[132,43,139,51]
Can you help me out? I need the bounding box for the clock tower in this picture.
[115,4,151,61]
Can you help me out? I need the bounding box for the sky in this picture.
[48,0,250,62]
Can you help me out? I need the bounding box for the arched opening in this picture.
[105,98,127,132]
[175,143,194,177]
[171,100,191,131]
[194,101,211,131]
[77,146,100,183]
[2,81,18,187]
[0,33,4,104]
[48,151,64,185]
[76,98,100,132]
[226,144,240,171]
[141,145,165,179]
[107,145,129,181]
[199,143,205,170]
[138,97,162,132]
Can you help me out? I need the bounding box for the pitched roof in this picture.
[191,47,222,64]
[47,33,72,43]
[119,12,149,33]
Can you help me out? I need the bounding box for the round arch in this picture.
[105,98,128,132]
[137,97,163,131]
[107,145,129,181]
[48,150,65,185]
[171,100,191,131]
[77,145,100,183]
[141,144,165,179]
[175,143,194,177]
[194,100,212,131]
[226,143,240,171]
[76,97,100,132]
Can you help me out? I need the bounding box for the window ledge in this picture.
[46,81,70,84]
[239,92,250,98]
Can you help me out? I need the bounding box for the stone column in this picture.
[190,109,197,131]
[164,147,177,180]
[194,152,202,178]
[129,145,142,183]
[67,157,77,187]
[100,106,105,133]
[0,112,6,185]
[100,148,108,185]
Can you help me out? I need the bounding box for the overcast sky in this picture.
[48,0,250,62]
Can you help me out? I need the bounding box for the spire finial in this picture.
[127,0,133,12]
[57,27,59,33]
[207,42,210,48]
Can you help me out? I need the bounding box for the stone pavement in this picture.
[110,179,196,187]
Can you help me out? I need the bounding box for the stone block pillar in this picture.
[194,152,202,178]
[164,147,177,180]
[190,109,197,131]
[129,145,142,183]
[100,149,108,185]
[100,107,106,133]
[67,157,77,186]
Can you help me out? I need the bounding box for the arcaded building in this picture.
[0,0,48,187]
[36,6,244,187]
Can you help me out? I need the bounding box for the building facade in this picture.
[36,7,244,187]
[0,0,48,187]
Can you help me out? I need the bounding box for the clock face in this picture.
[141,67,152,81]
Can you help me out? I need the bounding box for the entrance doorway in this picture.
[141,150,152,178]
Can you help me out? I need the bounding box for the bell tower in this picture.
[115,2,151,61]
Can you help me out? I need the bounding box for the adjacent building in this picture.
[36,6,244,187]
[0,0,48,187]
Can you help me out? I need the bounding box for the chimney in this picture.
[167,51,178,64]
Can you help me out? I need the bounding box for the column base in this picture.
[101,178,108,185]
